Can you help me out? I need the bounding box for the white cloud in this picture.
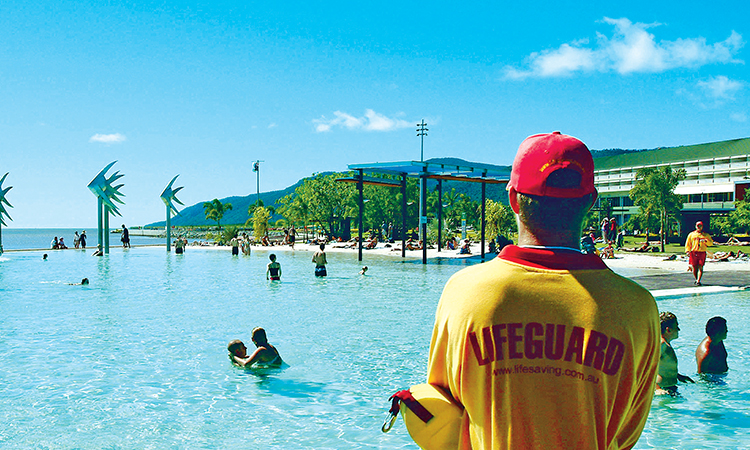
[268,123,277,129]
[730,112,747,122]
[89,133,127,144]
[313,109,412,132]
[697,75,743,100]
[504,17,744,79]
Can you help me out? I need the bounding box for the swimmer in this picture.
[43,254,48,261]
[227,327,283,368]
[655,312,694,396]
[92,245,103,257]
[68,278,90,286]
[359,266,368,275]
[312,243,327,277]
[696,316,729,374]
[266,254,282,280]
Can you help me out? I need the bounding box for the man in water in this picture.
[266,254,282,280]
[312,243,327,277]
[426,132,659,448]
[685,221,712,286]
[121,224,130,248]
[227,327,283,367]
[696,316,729,374]
[655,312,694,396]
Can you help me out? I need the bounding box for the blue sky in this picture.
[1,1,748,228]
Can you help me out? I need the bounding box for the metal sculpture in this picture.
[0,172,12,255]
[87,161,125,254]
[160,175,184,251]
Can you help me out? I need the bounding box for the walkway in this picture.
[629,270,750,298]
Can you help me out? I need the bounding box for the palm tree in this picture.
[203,198,233,229]
[630,167,686,252]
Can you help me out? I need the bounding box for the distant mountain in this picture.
[146,159,513,227]
[146,180,304,228]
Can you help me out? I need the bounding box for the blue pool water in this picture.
[1,247,748,448]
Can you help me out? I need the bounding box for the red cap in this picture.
[508,132,596,198]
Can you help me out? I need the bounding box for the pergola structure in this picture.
[338,160,510,264]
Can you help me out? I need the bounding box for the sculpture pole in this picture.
[87,161,125,255]
[104,205,110,254]
[0,172,12,255]
[97,197,104,251]
[166,204,172,250]
[160,175,184,252]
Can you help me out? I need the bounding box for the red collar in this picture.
[498,245,607,270]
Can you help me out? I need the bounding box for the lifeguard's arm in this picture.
[685,233,693,253]
[426,324,450,389]
[426,304,457,401]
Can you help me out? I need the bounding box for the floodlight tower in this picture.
[417,120,428,242]
[253,160,264,206]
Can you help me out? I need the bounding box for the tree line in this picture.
[203,167,750,247]
[202,172,518,243]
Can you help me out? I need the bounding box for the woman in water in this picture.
[227,327,283,367]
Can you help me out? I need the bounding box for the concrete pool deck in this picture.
[602,253,750,297]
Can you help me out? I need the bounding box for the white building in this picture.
[593,136,750,237]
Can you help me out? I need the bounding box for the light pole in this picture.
[252,160,264,206]
[417,119,428,161]
[416,120,428,243]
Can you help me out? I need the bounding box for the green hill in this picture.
[146,179,305,228]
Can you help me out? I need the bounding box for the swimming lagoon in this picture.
[1,247,749,448]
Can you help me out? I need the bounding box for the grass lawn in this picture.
[619,235,747,256]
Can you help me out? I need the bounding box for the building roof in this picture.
[593,137,750,170]
[347,157,510,184]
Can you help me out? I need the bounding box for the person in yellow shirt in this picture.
[426,132,659,449]
[685,221,713,286]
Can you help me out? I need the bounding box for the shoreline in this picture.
[9,240,750,270]
[6,241,750,297]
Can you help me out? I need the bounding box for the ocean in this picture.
[0,228,162,251]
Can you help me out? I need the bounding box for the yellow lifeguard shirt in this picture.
[427,246,659,450]
[685,231,713,252]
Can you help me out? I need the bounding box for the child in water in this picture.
[228,327,283,368]
[266,254,281,280]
